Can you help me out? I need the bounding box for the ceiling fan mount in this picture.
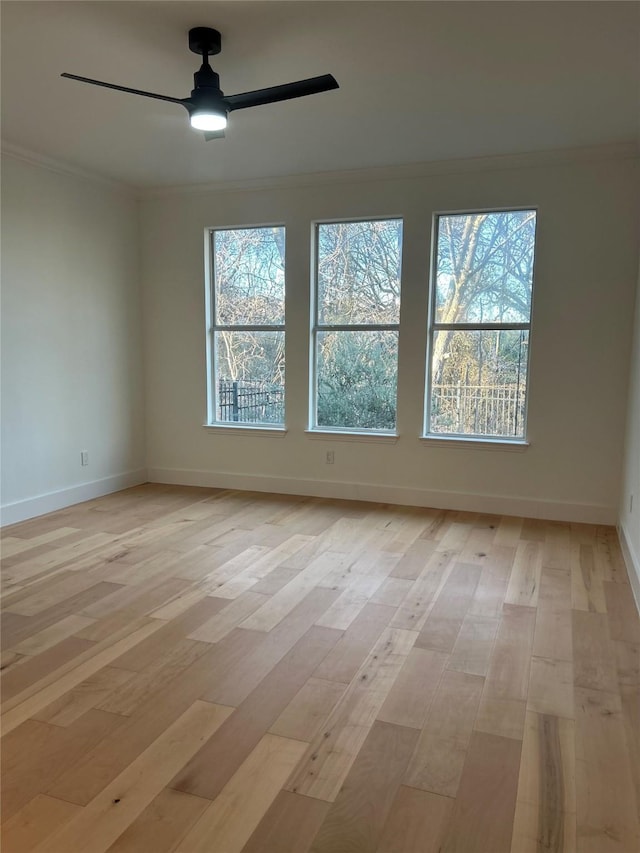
[61,25,338,141]
[188,27,222,57]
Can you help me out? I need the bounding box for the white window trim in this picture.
[420,434,529,451]
[202,424,287,437]
[305,429,398,444]
[309,217,403,435]
[423,207,537,442]
[206,224,286,429]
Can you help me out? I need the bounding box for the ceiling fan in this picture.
[61,27,339,140]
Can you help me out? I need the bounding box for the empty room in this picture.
[1,1,639,851]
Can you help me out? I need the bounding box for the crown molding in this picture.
[2,139,637,201]
[138,141,639,200]
[1,140,135,196]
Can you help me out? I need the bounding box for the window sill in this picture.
[420,435,529,452]
[203,424,287,438]
[305,429,399,444]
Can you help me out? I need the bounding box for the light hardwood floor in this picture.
[1,484,638,853]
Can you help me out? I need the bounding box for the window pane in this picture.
[214,227,285,326]
[316,330,398,430]
[317,220,402,325]
[435,211,536,325]
[429,329,529,438]
[215,331,284,424]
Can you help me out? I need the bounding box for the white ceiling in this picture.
[2,1,638,189]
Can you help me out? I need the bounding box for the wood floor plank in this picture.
[505,541,543,607]
[285,627,417,802]
[173,734,307,853]
[241,790,330,853]
[389,538,435,580]
[315,575,385,631]
[96,639,210,717]
[572,543,607,613]
[7,570,119,618]
[620,684,640,825]
[269,677,347,742]
[483,604,536,689]
[0,650,27,674]
[542,522,572,571]
[1,636,95,703]
[104,789,209,853]
[2,582,123,649]
[201,587,341,707]
[210,535,316,599]
[250,566,300,595]
[538,567,572,611]
[404,669,484,797]
[604,580,640,644]
[1,794,81,853]
[474,603,535,741]
[533,610,573,662]
[309,720,418,853]
[574,687,639,852]
[369,576,414,607]
[46,638,251,806]
[1,619,163,734]
[375,786,454,853]
[32,701,232,853]
[186,592,270,644]
[1,527,80,559]
[170,625,342,801]
[2,710,125,823]
[527,657,574,719]
[468,544,515,618]
[313,603,395,684]
[9,615,96,656]
[239,552,345,632]
[376,646,447,729]
[438,731,522,853]
[106,595,227,672]
[391,549,456,631]
[448,613,500,676]
[572,610,619,694]
[34,665,135,726]
[414,562,481,652]
[511,712,576,853]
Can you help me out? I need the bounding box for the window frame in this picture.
[309,216,403,435]
[423,207,538,443]
[205,223,287,430]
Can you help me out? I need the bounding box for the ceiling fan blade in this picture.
[61,73,187,106]
[204,129,225,141]
[224,74,338,111]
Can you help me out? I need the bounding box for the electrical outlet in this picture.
[80,451,89,467]
[326,450,335,464]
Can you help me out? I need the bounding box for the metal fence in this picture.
[430,383,525,437]
[218,379,285,424]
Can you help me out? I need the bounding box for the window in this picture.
[207,226,285,426]
[311,219,403,432]
[425,209,537,440]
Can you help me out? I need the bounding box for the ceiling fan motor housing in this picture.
[188,27,222,57]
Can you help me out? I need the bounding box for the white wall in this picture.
[619,261,640,604]
[1,155,146,524]
[144,153,636,523]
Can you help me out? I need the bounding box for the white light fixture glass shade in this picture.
[190,111,227,131]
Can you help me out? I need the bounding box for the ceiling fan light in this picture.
[190,110,227,131]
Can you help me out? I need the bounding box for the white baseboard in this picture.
[0,469,148,527]
[147,467,615,525]
[617,522,640,615]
